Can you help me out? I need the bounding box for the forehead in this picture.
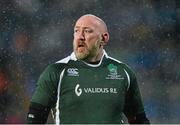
[74,16,100,29]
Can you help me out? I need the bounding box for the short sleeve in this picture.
[123,65,145,117]
[31,64,60,107]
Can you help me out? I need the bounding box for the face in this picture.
[73,16,103,61]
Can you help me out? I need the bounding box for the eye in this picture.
[74,29,79,33]
[84,29,93,33]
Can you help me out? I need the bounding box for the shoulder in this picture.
[105,54,129,68]
[42,56,71,75]
[49,55,72,69]
[56,55,71,64]
[41,52,77,76]
[105,54,135,76]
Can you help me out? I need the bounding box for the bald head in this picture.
[75,14,108,33]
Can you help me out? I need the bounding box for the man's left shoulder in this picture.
[106,56,134,72]
[106,56,126,67]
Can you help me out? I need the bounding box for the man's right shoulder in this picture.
[55,55,71,64]
[42,56,71,74]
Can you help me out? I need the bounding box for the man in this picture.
[27,14,150,124]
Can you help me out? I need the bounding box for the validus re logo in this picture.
[75,84,82,96]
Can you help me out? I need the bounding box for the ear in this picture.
[101,32,109,45]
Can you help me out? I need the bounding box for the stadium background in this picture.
[0,0,179,123]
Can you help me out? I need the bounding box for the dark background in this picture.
[0,0,179,123]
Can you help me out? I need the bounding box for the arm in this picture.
[26,64,61,123]
[123,65,150,124]
[136,113,150,124]
[127,112,150,124]
[26,102,50,124]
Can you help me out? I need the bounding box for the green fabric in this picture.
[31,54,145,124]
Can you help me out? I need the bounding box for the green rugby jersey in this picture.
[31,50,145,124]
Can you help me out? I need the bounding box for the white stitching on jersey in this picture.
[55,68,65,125]
[105,55,123,64]
[123,69,130,91]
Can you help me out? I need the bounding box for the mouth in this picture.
[78,44,85,48]
[76,44,86,52]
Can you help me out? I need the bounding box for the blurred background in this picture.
[0,0,179,123]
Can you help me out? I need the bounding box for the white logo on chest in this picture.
[75,84,82,96]
[75,84,118,97]
[67,68,79,76]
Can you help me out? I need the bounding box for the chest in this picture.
[59,66,129,109]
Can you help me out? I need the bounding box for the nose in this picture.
[75,31,85,41]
